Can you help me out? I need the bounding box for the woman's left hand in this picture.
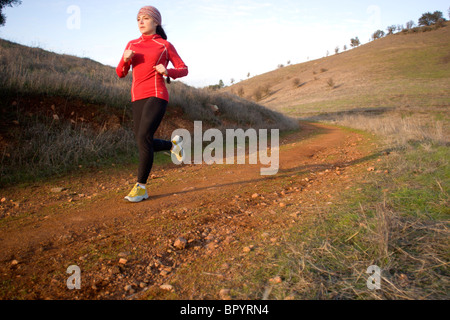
[154,64,168,76]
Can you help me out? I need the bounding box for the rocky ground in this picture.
[0,121,385,300]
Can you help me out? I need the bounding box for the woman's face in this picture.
[137,15,158,35]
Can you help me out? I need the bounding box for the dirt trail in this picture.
[0,121,382,299]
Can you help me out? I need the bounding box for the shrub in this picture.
[419,11,444,26]
[327,78,335,89]
[372,30,385,40]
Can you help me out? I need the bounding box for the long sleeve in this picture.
[117,34,187,102]
[116,43,133,78]
[166,42,188,80]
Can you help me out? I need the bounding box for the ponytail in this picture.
[156,25,167,40]
[156,25,171,84]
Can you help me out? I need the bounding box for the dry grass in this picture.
[222,25,450,299]
[224,25,450,116]
[0,38,298,186]
[0,38,297,132]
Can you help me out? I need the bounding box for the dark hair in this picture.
[156,25,171,84]
[156,25,167,40]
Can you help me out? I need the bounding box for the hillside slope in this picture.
[0,38,297,132]
[225,25,450,117]
[0,38,297,185]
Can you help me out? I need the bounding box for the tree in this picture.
[0,0,21,26]
[350,37,360,48]
[406,20,415,29]
[372,30,385,40]
[387,25,396,35]
[335,46,340,54]
[419,11,444,26]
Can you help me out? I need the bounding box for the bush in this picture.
[419,11,444,26]
[372,30,385,40]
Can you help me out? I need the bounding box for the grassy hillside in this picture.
[226,25,450,118]
[224,24,449,299]
[0,38,297,186]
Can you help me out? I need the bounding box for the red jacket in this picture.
[116,33,188,102]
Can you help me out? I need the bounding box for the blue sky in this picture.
[1,0,448,87]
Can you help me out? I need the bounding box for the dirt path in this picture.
[0,121,382,300]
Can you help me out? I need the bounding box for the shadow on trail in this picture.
[149,150,384,201]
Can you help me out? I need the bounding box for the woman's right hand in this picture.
[123,50,135,63]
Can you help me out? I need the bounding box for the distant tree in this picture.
[287,60,291,65]
[372,30,385,40]
[0,0,21,26]
[247,72,250,78]
[350,37,360,47]
[406,20,415,29]
[230,78,235,85]
[207,79,225,91]
[419,11,444,26]
[343,44,347,51]
[448,6,450,20]
[397,25,404,32]
[335,46,340,54]
[387,25,396,35]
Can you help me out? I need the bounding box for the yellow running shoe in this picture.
[171,135,184,162]
[124,183,149,203]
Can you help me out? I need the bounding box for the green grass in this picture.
[242,137,449,299]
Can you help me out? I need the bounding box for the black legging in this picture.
[132,97,172,184]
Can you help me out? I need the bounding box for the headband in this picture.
[137,6,162,25]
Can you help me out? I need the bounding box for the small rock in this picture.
[160,284,174,292]
[279,203,286,208]
[51,187,66,193]
[124,284,134,293]
[174,237,187,250]
[219,288,231,300]
[221,263,230,270]
[160,269,170,276]
[119,258,128,265]
[11,260,19,266]
[251,193,259,199]
[290,212,300,218]
[1,197,6,203]
[243,245,254,253]
[269,276,282,284]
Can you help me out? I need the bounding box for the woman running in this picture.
[116,5,188,202]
